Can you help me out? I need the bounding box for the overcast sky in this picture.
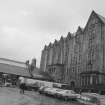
[0,0,105,67]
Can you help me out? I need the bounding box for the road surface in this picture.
[0,87,84,105]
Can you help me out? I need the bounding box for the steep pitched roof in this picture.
[96,12,105,24]
[84,11,105,32]
[67,32,72,39]
[44,45,48,50]
[89,10,105,25]
[48,42,52,48]
[76,26,83,35]
[54,39,58,45]
[60,36,64,41]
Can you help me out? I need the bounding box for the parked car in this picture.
[4,82,12,87]
[77,92,101,105]
[54,88,63,98]
[44,88,55,96]
[43,87,62,97]
[50,88,63,97]
[81,92,100,97]
[56,89,80,101]
[38,86,47,94]
[43,87,52,95]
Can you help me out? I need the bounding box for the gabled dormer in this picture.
[54,39,58,46]
[67,32,72,40]
[44,45,48,50]
[60,36,64,42]
[76,26,83,35]
[48,42,52,48]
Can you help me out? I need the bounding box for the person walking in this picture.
[18,77,26,94]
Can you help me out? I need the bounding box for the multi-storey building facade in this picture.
[40,11,105,89]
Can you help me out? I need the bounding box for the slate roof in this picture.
[0,63,31,77]
[0,58,25,64]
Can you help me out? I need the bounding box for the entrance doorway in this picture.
[70,81,75,88]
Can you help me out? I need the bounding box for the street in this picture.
[0,87,83,105]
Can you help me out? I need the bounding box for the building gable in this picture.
[67,32,72,40]
[76,26,83,35]
[84,11,103,33]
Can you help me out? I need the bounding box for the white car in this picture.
[4,82,12,87]
[52,88,63,97]
[38,86,48,94]
[77,92,101,105]
[43,87,62,97]
[81,92,100,98]
[44,87,53,95]
[44,88,59,96]
[56,90,80,101]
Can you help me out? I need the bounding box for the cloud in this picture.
[0,25,54,66]
[19,10,32,16]
[0,0,105,67]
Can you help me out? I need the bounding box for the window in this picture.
[53,67,56,72]
[66,68,69,74]
[77,66,80,73]
[72,67,75,72]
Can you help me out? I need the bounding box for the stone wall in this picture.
[40,11,105,87]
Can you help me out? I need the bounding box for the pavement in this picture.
[99,95,105,105]
[0,87,84,105]
[0,87,39,105]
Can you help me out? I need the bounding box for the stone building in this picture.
[80,11,105,88]
[40,11,105,89]
[47,64,64,83]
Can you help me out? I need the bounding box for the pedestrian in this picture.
[19,77,26,94]
[0,80,2,87]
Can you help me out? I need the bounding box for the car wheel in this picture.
[54,94,57,98]
[64,96,68,101]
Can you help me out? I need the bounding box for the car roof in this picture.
[81,93,100,98]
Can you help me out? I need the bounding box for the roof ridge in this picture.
[0,58,25,64]
[0,63,26,69]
